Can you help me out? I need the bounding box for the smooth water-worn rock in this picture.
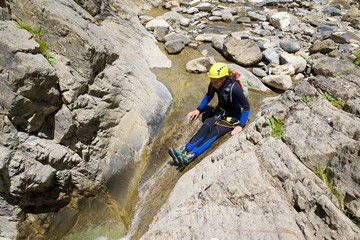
[0,0,172,238]
[2,0,360,239]
[140,1,360,238]
[142,56,360,240]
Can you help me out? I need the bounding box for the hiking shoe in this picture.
[178,152,196,166]
[178,146,187,156]
[168,147,187,166]
[168,147,180,166]
[169,146,187,157]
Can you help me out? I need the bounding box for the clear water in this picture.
[59,5,278,240]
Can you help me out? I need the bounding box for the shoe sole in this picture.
[168,148,181,166]
[176,155,185,168]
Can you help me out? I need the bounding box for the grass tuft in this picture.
[313,163,360,228]
[268,116,284,139]
[17,22,42,35]
[300,95,312,104]
[314,164,327,182]
[354,50,360,66]
[111,3,120,12]
[17,22,56,65]
[323,91,345,109]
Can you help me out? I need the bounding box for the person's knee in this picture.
[204,116,216,125]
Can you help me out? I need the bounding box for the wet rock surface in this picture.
[139,0,360,239]
[0,0,171,238]
[142,58,360,240]
[0,0,359,239]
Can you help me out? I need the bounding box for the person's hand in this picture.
[187,109,200,121]
[231,126,243,135]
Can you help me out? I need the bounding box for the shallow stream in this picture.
[61,6,277,240]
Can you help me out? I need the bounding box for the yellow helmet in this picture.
[208,62,229,78]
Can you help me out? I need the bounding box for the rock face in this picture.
[0,0,171,238]
[141,55,360,239]
[1,0,360,239]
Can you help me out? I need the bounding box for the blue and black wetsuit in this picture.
[185,75,250,157]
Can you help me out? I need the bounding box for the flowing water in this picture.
[60,6,277,240]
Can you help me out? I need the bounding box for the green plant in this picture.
[35,40,56,64]
[111,3,120,11]
[167,18,177,24]
[17,22,56,64]
[300,95,312,104]
[37,40,47,54]
[74,0,83,5]
[323,91,345,109]
[44,52,56,64]
[268,116,284,139]
[354,50,360,66]
[314,164,327,182]
[17,22,42,35]
[344,209,360,227]
[313,164,360,227]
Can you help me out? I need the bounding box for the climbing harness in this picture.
[215,117,240,129]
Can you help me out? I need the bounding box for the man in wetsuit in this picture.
[168,62,250,167]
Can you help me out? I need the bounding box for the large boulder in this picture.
[222,37,262,66]
[0,21,62,133]
[8,0,118,80]
[0,0,172,238]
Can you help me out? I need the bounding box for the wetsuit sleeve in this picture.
[232,85,250,127]
[197,84,215,113]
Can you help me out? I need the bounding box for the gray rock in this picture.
[154,26,169,42]
[269,64,295,76]
[252,67,268,77]
[53,56,88,105]
[185,57,216,73]
[223,37,262,66]
[331,30,360,44]
[263,48,280,65]
[323,6,343,16]
[0,197,19,239]
[0,21,38,53]
[269,12,292,31]
[0,44,62,132]
[211,35,226,51]
[262,75,292,90]
[309,75,360,102]
[221,11,234,22]
[53,105,76,144]
[292,79,319,98]
[279,40,301,53]
[228,64,270,92]
[197,2,214,12]
[237,16,251,23]
[9,0,118,80]
[10,159,56,194]
[347,198,360,218]
[279,52,306,73]
[158,11,186,22]
[344,98,360,116]
[146,19,170,30]
[195,33,226,42]
[165,39,186,54]
[1,0,173,237]
[327,142,360,211]
[314,25,337,40]
[247,11,267,21]
[309,39,336,54]
[186,7,199,14]
[164,32,191,45]
[312,57,360,78]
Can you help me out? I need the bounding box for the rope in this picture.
[215,118,239,129]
